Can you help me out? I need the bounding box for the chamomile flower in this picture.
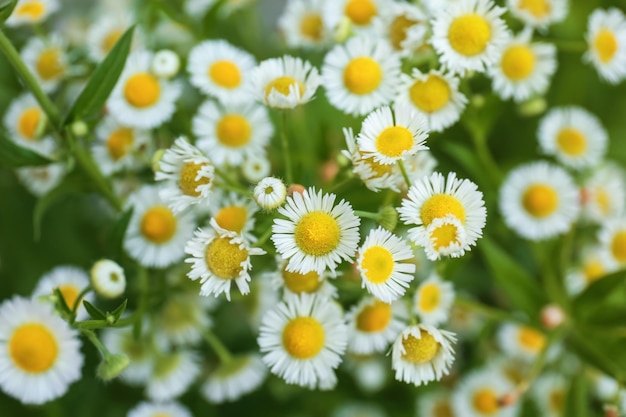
[257,294,348,390]
[152,50,180,79]
[15,163,65,197]
[418,390,457,417]
[431,0,510,75]
[208,191,258,242]
[90,259,126,298]
[92,116,150,175]
[499,161,580,240]
[187,40,256,103]
[4,93,55,156]
[598,217,626,267]
[507,0,568,29]
[153,293,213,348]
[185,219,265,300]
[398,172,487,261]
[372,1,428,57]
[0,297,83,405]
[497,323,546,362]
[86,14,134,62]
[395,69,468,133]
[323,0,383,34]
[32,265,94,321]
[357,227,416,303]
[146,351,200,401]
[193,100,273,167]
[267,256,337,301]
[6,0,58,26]
[345,297,408,355]
[537,107,608,170]
[322,36,402,116]
[391,324,456,386]
[250,55,320,109]
[452,368,518,417]
[356,103,429,165]
[101,325,155,385]
[123,185,195,268]
[414,273,455,326]
[128,401,192,417]
[582,164,626,223]
[278,0,331,49]
[21,34,68,93]
[489,29,557,102]
[532,373,568,417]
[565,245,616,295]
[242,153,271,183]
[272,187,360,275]
[155,137,215,214]
[585,8,626,84]
[254,176,287,210]
[201,354,267,403]
[107,50,182,129]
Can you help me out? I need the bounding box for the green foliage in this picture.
[0,133,52,167]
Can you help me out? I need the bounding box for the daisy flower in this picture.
[585,8,626,84]
[185,219,266,300]
[431,0,510,75]
[128,401,192,417]
[565,245,616,295]
[155,137,215,214]
[321,36,402,116]
[414,273,455,326]
[123,185,195,268]
[452,368,518,417]
[90,259,126,299]
[208,191,258,242]
[582,163,626,223]
[153,293,214,348]
[398,172,487,261]
[497,323,546,362]
[272,187,360,275]
[499,161,580,240]
[5,0,58,26]
[193,100,273,167]
[507,0,568,29]
[357,226,416,303]
[151,49,180,79]
[532,373,568,417]
[101,325,155,385]
[356,103,429,166]
[417,390,456,417]
[345,297,408,355]
[537,107,608,170]
[253,176,287,210]
[267,256,338,301]
[372,1,428,57]
[187,40,256,103]
[242,153,271,183]
[15,163,65,197]
[0,297,83,405]
[92,116,150,176]
[278,0,331,49]
[201,354,267,403]
[107,50,182,129]
[146,351,200,401]
[86,14,134,62]
[21,34,68,93]
[598,217,626,267]
[32,265,94,321]
[4,93,56,156]
[323,0,383,35]
[395,69,468,133]
[489,29,557,102]
[257,294,348,390]
[391,324,456,386]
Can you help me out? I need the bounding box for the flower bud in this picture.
[91,259,126,299]
[97,353,129,381]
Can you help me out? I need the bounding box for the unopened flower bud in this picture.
[97,353,129,381]
[91,259,126,299]
[499,391,519,408]
[541,304,565,329]
[517,96,547,118]
[287,184,306,197]
[378,205,398,232]
[151,49,180,79]
[334,16,352,43]
[151,149,166,173]
[71,120,88,137]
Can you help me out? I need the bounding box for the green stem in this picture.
[203,329,233,364]
[70,285,93,323]
[397,159,412,189]
[324,175,354,193]
[82,328,111,359]
[132,267,149,338]
[280,111,294,184]
[354,210,382,221]
[214,181,251,196]
[469,128,502,186]
[548,39,587,53]
[214,166,242,189]
[454,296,517,323]
[254,224,274,248]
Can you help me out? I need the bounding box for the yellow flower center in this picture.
[124,73,161,108]
[282,267,322,294]
[344,0,377,26]
[153,414,172,417]
[300,13,323,41]
[519,0,551,18]
[595,188,611,215]
[361,245,394,284]
[122,334,148,361]
[448,14,492,57]
[433,402,454,417]
[209,60,242,89]
[18,107,41,140]
[517,326,546,352]
[410,75,451,113]
[583,258,605,283]
[375,126,414,158]
[106,128,134,161]
[430,222,460,250]
[343,57,382,95]
[36,48,64,81]
[265,76,305,98]
[522,184,559,218]
[140,206,177,244]
[420,194,466,226]
[214,205,248,233]
[282,316,325,359]
[501,45,536,81]
[9,323,58,373]
[356,300,392,332]
[556,128,587,156]
[389,15,418,50]
[58,284,80,310]
[15,1,46,19]
[102,28,124,54]
[216,114,252,148]
[472,388,499,415]
[294,211,340,256]
[611,231,626,262]
[401,331,440,364]
[161,299,195,330]
[179,162,211,197]
[595,29,618,63]
[418,283,441,313]
[365,156,394,177]
[205,237,248,279]
[550,389,565,412]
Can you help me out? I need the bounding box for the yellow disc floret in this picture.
[611,230,626,262]
[519,0,551,19]
[102,29,124,54]
[15,1,46,19]
[356,300,392,332]
[344,0,377,26]
[430,223,460,250]
[36,48,64,81]
[214,206,248,233]
[282,268,322,294]
[410,75,451,113]
[501,45,536,81]
[216,114,252,148]
[343,57,383,95]
[179,162,211,197]
[209,60,242,89]
[300,13,324,41]
[107,128,134,161]
[595,29,618,63]
[140,206,177,244]
[556,128,587,156]
[58,285,80,310]
[418,283,441,313]
[472,388,499,414]
[375,126,414,158]
[282,317,325,359]
[124,73,161,108]
[389,15,418,50]
[9,323,58,373]
[401,331,440,364]
[361,245,394,284]
[448,14,492,57]
[205,237,248,279]
[265,76,305,99]
[420,194,466,226]
[517,326,546,352]
[294,211,341,256]
[522,184,558,218]
[18,107,41,140]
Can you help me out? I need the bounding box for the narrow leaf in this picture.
[564,373,588,417]
[53,288,72,315]
[110,299,128,322]
[107,208,134,258]
[573,269,626,312]
[0,0,16,23]
[568,330,626,383]
[0,135,52,167]
[83,300,107,320]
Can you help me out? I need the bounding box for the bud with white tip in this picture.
[91,259,126,298]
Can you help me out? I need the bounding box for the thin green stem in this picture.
[203,329,233,364]
[469,129,502,186]
[214,166,242,189]
[324,175,354,193]
[254,224,274,248]
[354,210,382,221]
[454,296,517,323]
[82,328,111,359]
[280,111,294,184]
[397,159,412,189]
[214,181,251,196]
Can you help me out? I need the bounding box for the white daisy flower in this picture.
[431,0,510,75]
[271,187,361,275]
[323,0,383,34]
[151,50,180,79]
[585,8,626,84]
[414,273,455,326]
[266,256,338,301]
[345,297,408,355]
[398,171,487,261]
[92,116,150,176]
[241,153,271,183]
[4,93,56,156]
[343,355,389,393]
[123,185,195,268]
[598,217,626,267]
[391,324,456,386]
[257,294,348,390]
[452,368,518,417]
[208,191,258,242]
[357,226,416,303]
[582,163,626,223]
[507,0,568,29]
[253,176,287,210]
[372,1,428,57]
[565,245,616,295]
[32,265,94,321]
[6,0,59,26]
[321,36,402,116]
[21,34,68,93]
[0,297,83,405]
[155,137,215,214]
[201,354,267,403]
[128,401,192,417]
[107,50,182,129]
[193,100,273,167]
[86,14,134,62]
[250,55,321,109]
[187,40,256,103]
[537,107,608,170]
[153,293,213,348]
[532,373,568,417]
[101,325,155,386]
[417,390,456,417]
[395,69,468,133]
[90,259,126,299]
[185,219,265,301]
[278,0,332,49]
[15,163,65,197]
[146,351,200,401]
[497,322,546,362]
[356,103,429,166]
[489,29,558,102]
[499,161,580,240]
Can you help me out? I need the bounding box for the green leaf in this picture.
[573,269,626,314]
[564,373,588,417]
[83,300,107,320]
[0,134,52,167]
[439,141,492,191]
[53,287,72,316]
[579,304,626,327]
[64,25,135,124]
[110,299,128,322]
[568,330,626,383]
[0,0,16,23]
[107,208,133,258]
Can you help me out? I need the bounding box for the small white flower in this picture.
[452,368,519,417]
[6,0,59,26]
[90,259,126,298]
[585,8,626,84]
[414,273,455,326]
[151,49,180,79]
[201,354,267,403]
[32,266,94,321]
[128,401,192,417]
[497,322,546,362]
[21,34,68,93]
[242,153,271,183]
[146,351,200,401]
[278,0,331,49]
[254,177,287,210]
[507,0,568,29]
[92,116,150,176]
